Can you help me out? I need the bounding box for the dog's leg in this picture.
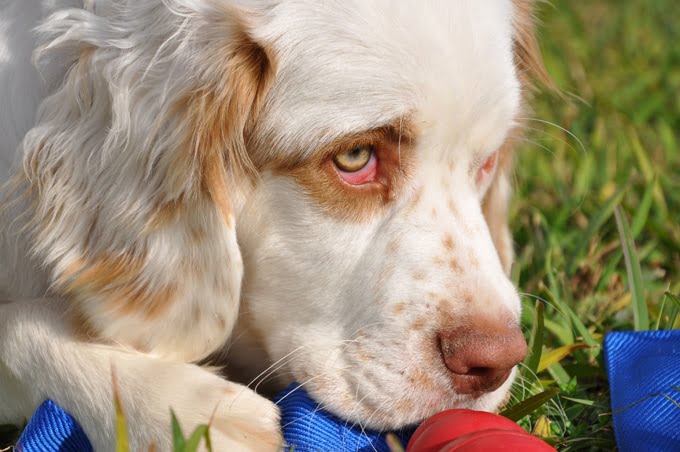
[0,298,282,451]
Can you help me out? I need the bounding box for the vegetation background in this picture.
[2,0,679,450]
[508,0,679,449]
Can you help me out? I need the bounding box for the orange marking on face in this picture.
[412,270,426,281]
[436,297,452,312]
[442,234,454,251]
[448,258,463,273]
[358,351,372,361]
[410,317,428,331]
[409,368,436,390]
[281,118,417,223]
[447,199,461,218]
[395,398,415,413]
[391,302,407,316]
[386,239,400,255]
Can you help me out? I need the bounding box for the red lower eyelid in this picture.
[482,152,498,172]
[337,153,378,185]
[476,152,498,184]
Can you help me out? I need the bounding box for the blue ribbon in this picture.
[16,331,680,451]
[604,330,680,451]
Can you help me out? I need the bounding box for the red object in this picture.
[406,409,556,452]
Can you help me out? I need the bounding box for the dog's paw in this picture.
[119,360,282,451]
[207,380,283,451]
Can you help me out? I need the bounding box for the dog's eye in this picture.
[333,145,374,173]
[332,145,379,185]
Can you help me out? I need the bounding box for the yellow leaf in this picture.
[537,344,591,372]
[532,415,552,438]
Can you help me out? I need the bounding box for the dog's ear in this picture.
[483,0,553,274]
[19,3,274,360]
[511,0,555,92]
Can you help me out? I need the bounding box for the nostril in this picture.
[466,367,493,378]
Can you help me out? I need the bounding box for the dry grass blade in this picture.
[112,368,130,452]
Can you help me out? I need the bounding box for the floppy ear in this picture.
[483,0,553,274]
[19,2,274,361]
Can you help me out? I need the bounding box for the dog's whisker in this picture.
[248,343,313,390]
[342,382,371,433]
[521,137,557,157]
[518,117,588,156]
[247,338,360,392]
[356,407,381,452]
[520,124,584,157]
[273,366,351,407]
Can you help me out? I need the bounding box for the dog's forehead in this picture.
[253,0,520,159]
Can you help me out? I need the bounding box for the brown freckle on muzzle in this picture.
[409,368,436,391]
[448,258,463,273]
[386,239,399,254]
[410,316,427,331]
[442,233,454,251]
[447,199,461,218]
[391,302,407,315]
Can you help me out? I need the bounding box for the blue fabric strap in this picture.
[604,330,680,452]
[274,383,415,452]
[19,330,680,452]
[16,400,93,452]
[16,385,414,451]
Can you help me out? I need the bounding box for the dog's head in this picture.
[22,0,549,429]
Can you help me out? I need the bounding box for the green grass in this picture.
[501,0,680,449]
[2,1,678,450]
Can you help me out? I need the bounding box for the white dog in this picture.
[0,0,550,450]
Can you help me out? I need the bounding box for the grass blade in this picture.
[631,177,655,236]
[628,127,668,219]
[171,411,185,451]
[537,344,591,372]
[183,425,209,452]
[525,300,545,375]
[500,387,560,422]
[385,433,406,452]
[614,205,649,331]
[664,291,680,329]
[568,187,626,274]
[112,369,129,452]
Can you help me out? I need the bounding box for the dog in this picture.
[0,0,551,450]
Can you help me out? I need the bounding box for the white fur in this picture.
[1,0,529,449]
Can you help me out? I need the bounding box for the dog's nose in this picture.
[437,321,527,395]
